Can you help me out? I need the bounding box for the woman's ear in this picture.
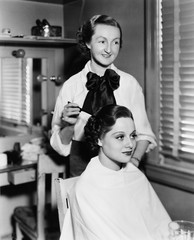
[98,139,102,147]
[86,42,91,49]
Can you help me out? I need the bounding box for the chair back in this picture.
[37,154,67,239]
[55,177,79,231]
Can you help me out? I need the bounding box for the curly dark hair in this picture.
[84,105,133,153]
[76,15,123,59]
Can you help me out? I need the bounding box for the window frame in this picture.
[145,0,194,193]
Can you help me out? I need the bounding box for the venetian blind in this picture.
[160,0,194,162]
[0,58,32,126]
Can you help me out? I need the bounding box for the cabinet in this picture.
[0,37,76,145]
[0,0,78,132]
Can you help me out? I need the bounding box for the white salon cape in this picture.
[60,157,171,240]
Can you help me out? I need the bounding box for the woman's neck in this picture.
[98,151,122,171]
[90,60,111,76]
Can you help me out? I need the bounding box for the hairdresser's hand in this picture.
[61,102,81,126]
[131,157,141,167]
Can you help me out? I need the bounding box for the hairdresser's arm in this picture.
[130,81,157,152]
[59,124,74,145]
[50,89,80,156]
[131,140,149,167]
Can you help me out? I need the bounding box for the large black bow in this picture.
[86,69,120,91]
[82,69,120,115]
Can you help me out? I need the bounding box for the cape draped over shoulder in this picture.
[60,157,171,240]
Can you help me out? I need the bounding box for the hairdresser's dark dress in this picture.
[69,69,120,176]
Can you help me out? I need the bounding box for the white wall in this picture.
[0,0,64,37]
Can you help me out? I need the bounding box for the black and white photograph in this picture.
[0,0,194,239]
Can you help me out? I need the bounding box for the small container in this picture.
[0,153,8,167]
[169,220,194,240]
[43,25,50,37]
[2,28,11,35]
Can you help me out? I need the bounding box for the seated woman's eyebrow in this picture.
[131,130,136,135]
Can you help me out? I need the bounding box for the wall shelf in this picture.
[18,0,77,5]
[0,37,77,48]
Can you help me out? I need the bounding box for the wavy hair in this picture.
[84,105,133,153]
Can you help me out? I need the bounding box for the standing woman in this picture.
[50,15,157,176]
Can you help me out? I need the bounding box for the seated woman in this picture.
[60,105,171,240]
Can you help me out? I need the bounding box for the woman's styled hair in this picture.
[84,105,133,153]
[77,15,123,58]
